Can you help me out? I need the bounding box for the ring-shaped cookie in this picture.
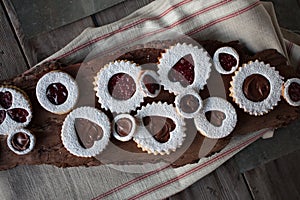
[213,47,239,74]
[61,106,111,157]
[283,78,300,106]
[0,86,32,135]
[7,128,35,155]
[194,97,237,139]
[36,71,79,114]
[94,60,144,113]
[133,102,186,155]
[158,43,212,94]
[175,89,202,118]
[230,60,283,116]
[138,70,161,98]
[112,114,137,142]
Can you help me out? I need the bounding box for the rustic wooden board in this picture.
[0,3,28,80]
[169,159,252,200]
[2,0,95,67]
[243,150,300,200]
[93,0,155,26]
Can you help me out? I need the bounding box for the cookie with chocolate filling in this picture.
[7,129,35,155]
[283,78,300,106]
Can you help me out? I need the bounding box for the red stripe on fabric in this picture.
[93,165,171,200]
[187,0,260,36]
[53,0,192,60]
[287,41,294,57]
[128,129,269,200]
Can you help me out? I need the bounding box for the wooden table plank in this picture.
[2,0,95,67]
[169,159,252,200]
[93,0,155,26]
[0,2,28,80]
[243,150,300,200]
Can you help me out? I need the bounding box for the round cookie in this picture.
[175,89,202,118]
[213,46,239,74]
[112,114,137,142]
[283,78,300,106]
[7,128,35,155]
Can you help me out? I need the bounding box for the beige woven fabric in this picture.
[1,1,299,200]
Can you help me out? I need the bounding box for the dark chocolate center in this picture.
[46,83,68,105]
[108,73,136,100]
[205,110,226,127]
[168,54,195,87]
[7,108,29,123]
[180,94,200,113]
[219,53,237,71]
[0,91,13,109]
[12,132,30,151]
[143,116,176,143]
[115,118,133,137]
[288,82,300,102]
[74,118,103,149]
[142,74,160,95]
[243,74,270,102]
[0,110,6,125]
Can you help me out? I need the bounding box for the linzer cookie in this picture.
[112,114,137,142]
[283,78,300,106]
[138,70,161,98]
[158,43,212,94]
[133,102,186,155]
[230,60,283,116]
[213,46,239,74]
[94,60,144,113]
[0,86,32,135]
[7,128,35,155]
[194,97,237,139]
[175,89,202,118]
[36,71,79,114]
[61,106,110,157]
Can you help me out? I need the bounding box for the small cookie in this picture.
[138,70,161,98]
[158,43,212,94]
[230,60,283,116]
[213,46,239,74]
[175,89,202,118]
[36,71,79,114]
[7,128,35,155]
[0,86,32,135]
[94,60,144,113]
[61,106,110,157]
[112,114,136,142]
[283,78,300,106]
[133,102,186,155]
[194,97,237,139]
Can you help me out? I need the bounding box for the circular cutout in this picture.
[283,78,300,106]
[7,128,35,155]
[36,71,79,114]
[175,89,202,118]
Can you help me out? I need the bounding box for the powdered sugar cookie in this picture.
[230,60,283,116]
[7,128,35,155]
[213,46,239,74]
[94,60,144,113]
[61,106,111,157]
[194,97,237,139]
[158,43,212,94]
[36,71,79,114]
[283,78,300,106]
[133,102,186,155]
[0,86,32,135]
[112,114,137,142]
[175,89,202,118]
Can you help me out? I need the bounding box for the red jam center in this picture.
[12,132,30,151]
[142,74,160,95]
[168,54,195,87]
[0,91,13,109]
[205,110,226,127]
[46,83,68,105]
[219,53,237,71]
[288,82,300,102]
[108,73,136,100]
[7,108,29,123]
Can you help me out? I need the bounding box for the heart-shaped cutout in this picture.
[168,54,195,87]
[143,116,175,143]
[219,53,237,72]
[75,118,103,149]
[0,110,6,125]
[115,117,133,137]
[205,110,226,127]
[0,91,13,109]
[288,82,300,102]
[7,108,29,123]
[108,73,136,100]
